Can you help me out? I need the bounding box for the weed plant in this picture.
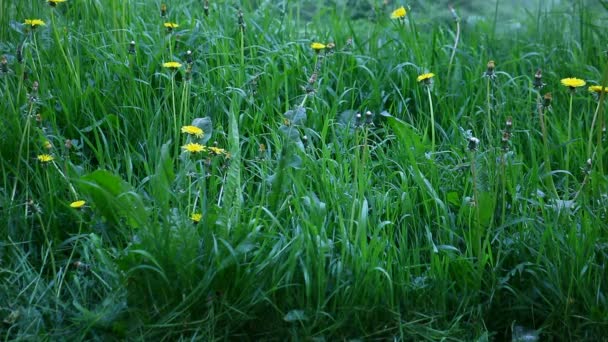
[1,0,607,340]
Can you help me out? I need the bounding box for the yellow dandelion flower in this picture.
[390,6,407,19]
[163,61,182,69]
[182,142,206,153]
[191,213,202,223]
[37,154,54,163]
[310,42,326,51]
[588,85,608,94]
[24,19,46,28]
[208,146,227,155]
[561,78,586,88]
[164,22,179,30]
[70,200,86,209]
[417,72,435,83]
[181,125,204,138]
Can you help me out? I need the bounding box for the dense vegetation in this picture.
[1,0,607,340]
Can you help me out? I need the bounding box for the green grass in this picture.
[1,0,608,340]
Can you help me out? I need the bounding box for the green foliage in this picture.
[1,0,608,340]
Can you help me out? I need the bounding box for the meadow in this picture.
[1,0,607,340]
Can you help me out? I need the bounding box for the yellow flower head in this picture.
[164,22,179,30]
[561,78,586,88]
[70,200,86,209]
[417,72,435,83]
[48,0,67,6]
[163,61,182,69]
[182,142,206,153]
[37,154,54,163]
[191,213,203,223]
[588,85,608,94]
[390,6,407,19]
[24,19,46,28]
[311,42,326,51]
[181,125,204,138]
[208,146,227,156]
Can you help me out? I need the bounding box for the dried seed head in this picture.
[65,139,73,149]
[468,137,480,151]
[128,40,136,55]
[308,72,318,84]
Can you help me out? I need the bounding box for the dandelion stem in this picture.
[566,92,574,198]
[426,86,435,153]
[538,94,558,198]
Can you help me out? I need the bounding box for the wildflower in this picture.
[589,85,608,94]
[163,61,182,69]
[37,154,54,163]
[181,125,204,138]
[311,42,326,52]
[417,72,435,85]
[561,77,586,91]
[164,22,178,32]
[390,6,407,19]
[48,0,67,7]
[182,142,206,153]
[191,212,202,223]
[533,69,544,89]
[69,200,86,209]
[24,19,46,28]
[208,146,227,156]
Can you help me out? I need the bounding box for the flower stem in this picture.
[566,92,573,198]
[427,86,435,153]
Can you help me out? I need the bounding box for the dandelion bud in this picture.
[161,4,167,17]
[365,111,373,125]
[237,9,245,31]
[16,44,23,64]
[448,5,460,22]
[204,0,210,16]
[468,137,480,151]
[186,50,193,64]
[1,55,7,73]
[485,60,495,79]
[533,69,544,89]
[543,93,552,109]
[128,40,136,55]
